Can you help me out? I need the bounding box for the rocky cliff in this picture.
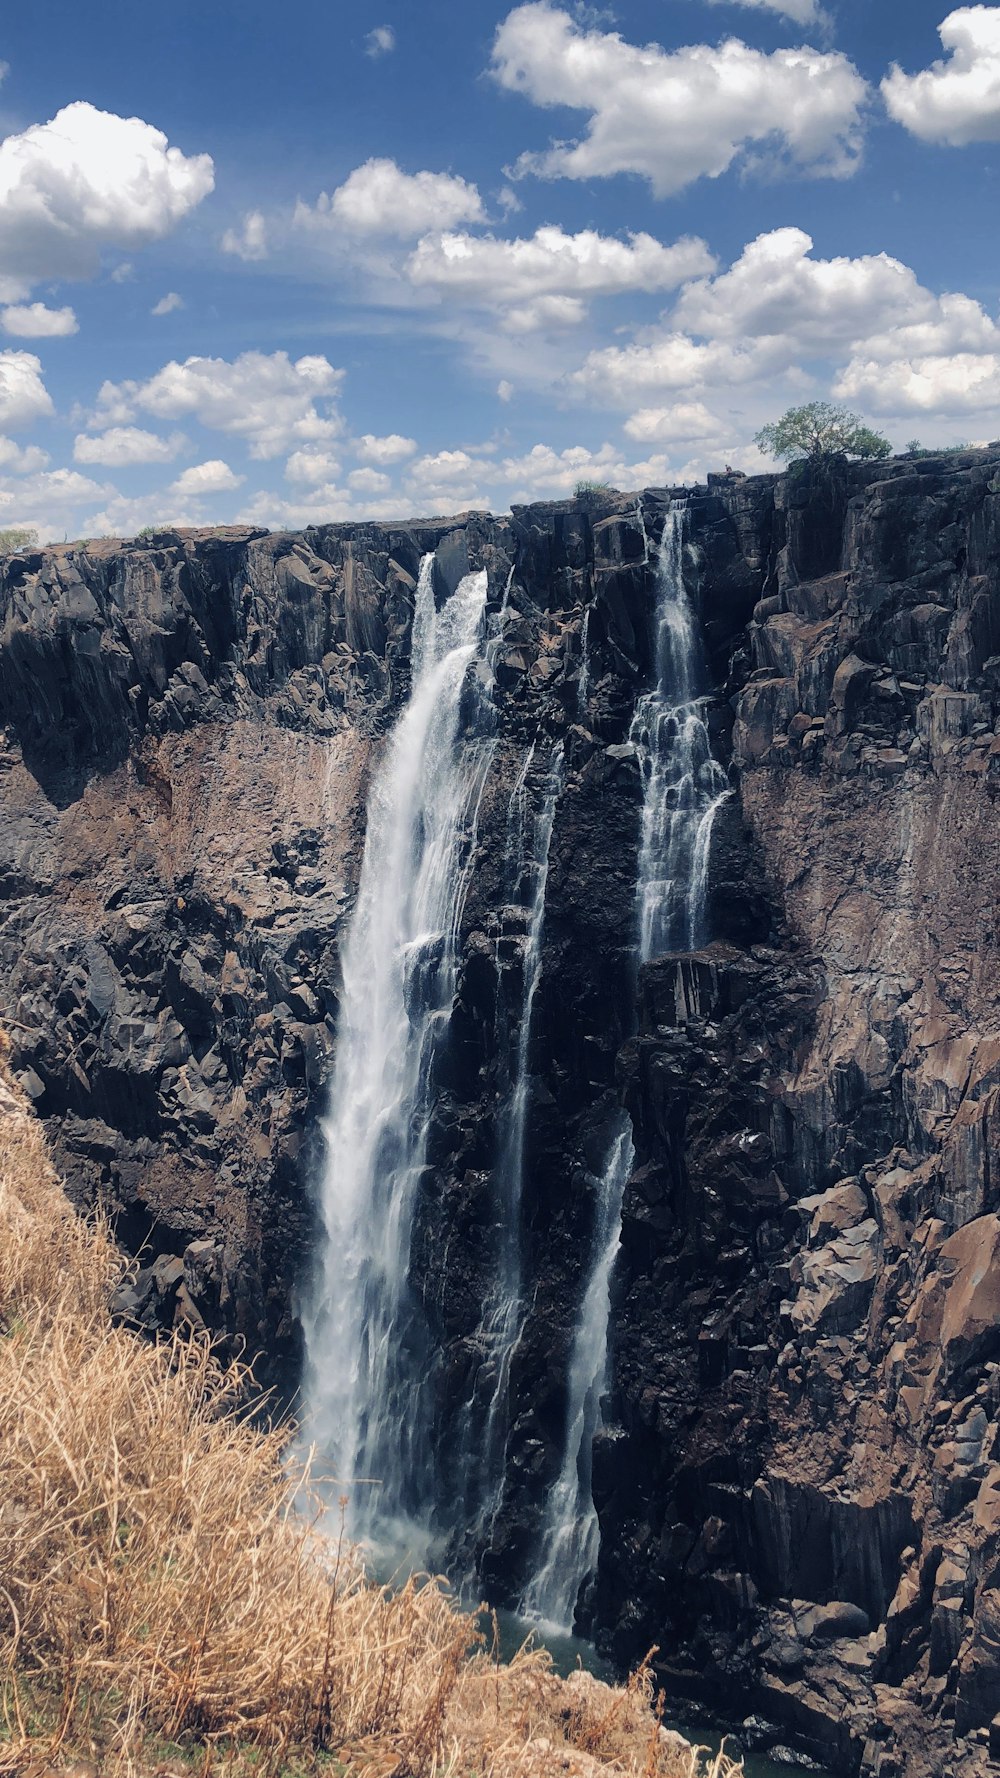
[1,449,999,1777]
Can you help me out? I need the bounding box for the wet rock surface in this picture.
[2,450,1000,1776]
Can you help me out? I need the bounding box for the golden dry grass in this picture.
[0,1035,742,1778]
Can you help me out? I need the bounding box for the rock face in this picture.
[2,450,1000,1777]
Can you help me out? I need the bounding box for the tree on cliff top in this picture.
[0,526,38,552]
[755,402,892,464]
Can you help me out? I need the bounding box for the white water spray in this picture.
[632,503,730,962]
[304,555,494,1554]
[526,500,729,1629]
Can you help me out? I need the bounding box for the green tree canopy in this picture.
[755,402,892,464]
[0,526,38,553]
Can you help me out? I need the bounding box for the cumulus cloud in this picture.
[73,427,187,467]
[403,449,493,511]
[348,466,392,493]
[0,466,113,541]
[353,431,418,464]
[572,226,1000,427]
[365,24,396,55]
[671,227,940,350]
[91,350,345,459]
[572,332,780,404]
[490,4,869,195]
[151,291,184,316]
[623,402,723,443]
[0,437,49,474]
[296,158,484,238]
[834,351,1000,415]
[407,225,715,328]
[170,459,245,498]
[882,7,1000,144]
[1,302,77,337]
[0,102,214,291]
[0,350,53,427]
[221,210,268,261]
[285,448,343,484]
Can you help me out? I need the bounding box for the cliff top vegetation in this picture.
[754,402,892,464]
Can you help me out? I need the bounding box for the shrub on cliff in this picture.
[0,526,38,553]
[0,1035,741,1778]
[755,402,891,464]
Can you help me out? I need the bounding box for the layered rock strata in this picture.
[1,450,999,1775]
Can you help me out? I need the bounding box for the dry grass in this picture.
[0,1036,742,1778]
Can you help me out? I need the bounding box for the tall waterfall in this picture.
[458,739,565,1553]
[304,555,495,1554]
[525,500,728,1630]
[521,1116,634,1628]
[632,502,730,962]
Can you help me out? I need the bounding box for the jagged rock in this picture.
[3,452,1000,1778]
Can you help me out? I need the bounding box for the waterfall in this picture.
[577,607,592,716]
[521,1115,634,1628]
[459,739,566,1554]
[304,554,495,1558]
[525,500,729,1630]
[632,503,730,962]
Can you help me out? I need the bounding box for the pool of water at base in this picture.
[483,1607,832,1778]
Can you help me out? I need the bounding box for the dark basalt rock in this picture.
[2,454,1000,1778]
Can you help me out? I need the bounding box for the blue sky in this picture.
[0,0,999,538]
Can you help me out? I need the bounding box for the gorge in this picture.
[2,447,1000,1778]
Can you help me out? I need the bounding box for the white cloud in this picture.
[151,291,184,316]
[239,484,372,528]
[498,379,515,402]
[222,210,268,261]
[572,332,780,404]
[170,459,245,498]
[623,401,723,443]
[353,431,418,464]
[705,0,827,24]
[0,465,114,541]
[0,102,214,290]
[407,225,715,328]
[73,426,186,467]
[285,448,342,483]
[296,158,484,239]
[109,261,134,283]
[834,351,1000,415]
[0,350,53,427]
[883,7,1000,144]
[490,4,870,195]
[365,24,396,55]
[92,350,345,459]
[1,301,78,338]
[671,227,938,350]
[403,449,492,511]
[82,491,202,537]
[348,466,391,493]
[0,437,49,474]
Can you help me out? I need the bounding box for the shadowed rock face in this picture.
[2,451,1000,1778]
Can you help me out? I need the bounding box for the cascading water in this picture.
[632,502,731,962]
[304,554,495,1557]
[457,738,566,1554]
[525,499,729,1629]
[521,1115,634,1628]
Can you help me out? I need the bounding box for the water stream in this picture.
[524,500,731,1629]
[304,555,495,1557]
[632,502,731,963]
